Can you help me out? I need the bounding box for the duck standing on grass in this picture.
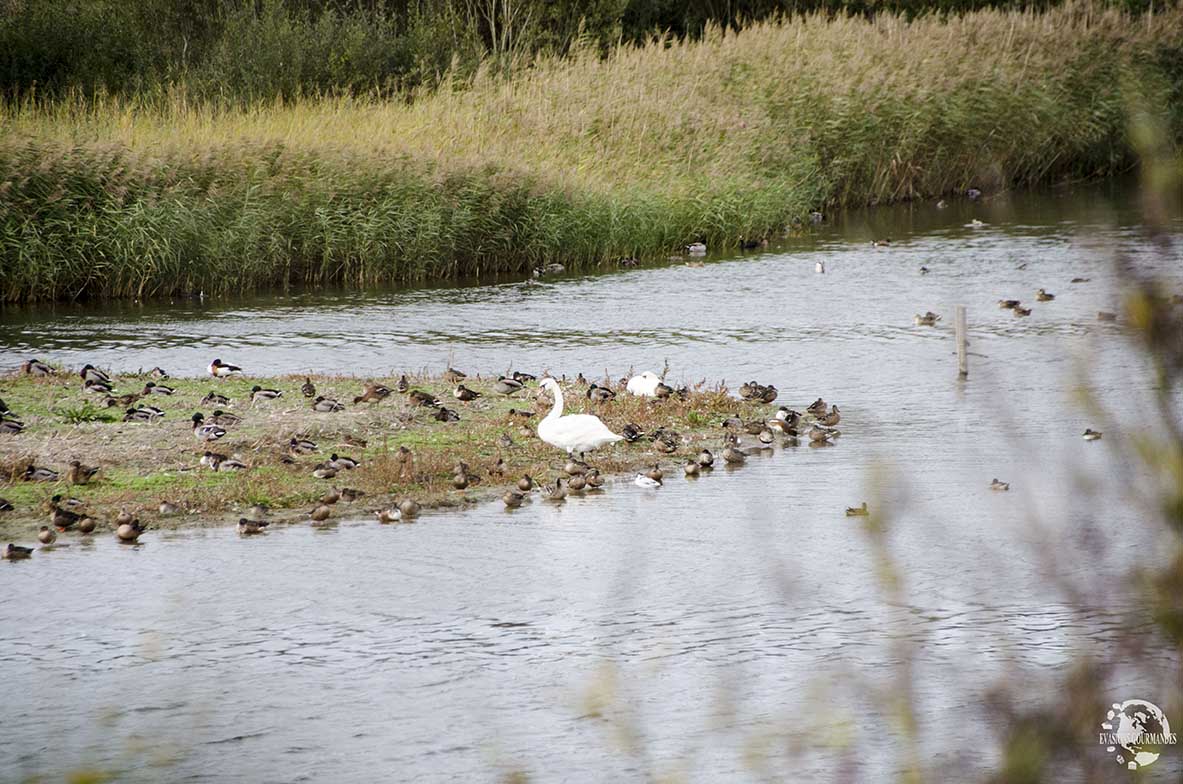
[537,378,624,458]
[209,359,242,378]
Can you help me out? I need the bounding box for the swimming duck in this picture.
[289,437,318,454]
[620,423,645,443]
[396,375,410,393]
[1013,306,1032,317]
[914,312,941,326]
[83,378,113,395]
[354,382,393,404]
[433,407,461,422]
[815,261,825,274]
[722,442,746,465]
[116,519,144,542]
[252,386,284,403]
[492,377,524,396]
[1082,429,1102,441]
[642,464,663,483]
[998,299,1020,310]
[217,458,247,471]
[309,504,333,523]
[697,448,715,468]
[845,502,869,517]
[1071,277,1090,284]
[375,507,401,524]
[209,410,242,427]
[22,359,53,376]
[683,460,701,477]
[806,398,828,416]
[442,368,467,384]
[3,543,34,559]
[453,384,481,402]
[201,451,228,470]
[990,478,1010,491]
[587,384,616,403]
[398,499,421,519]
[301,377,317,397]
[511,371,536,384]
[1036,288,1055,302]
[626,372,661,397]
[328,453,358,470]
[517,475,534,492]
[816,406,841,427]
[757,428,775,446]
[311,396,345,412]
[143,381,175,396]
[201,391,231,407]
[208,359,242,378]
[408,390,439,407]
[686,242,707,254]
[24,465,59,482]
[237,518,269,535]
[1,419,25,435]
[66,460,99,485]
[503,490,525,509]
[191,413,227,441]
[634,473,662,488]
[38,526,57,545]
[541,478,568,501]
[919,266,930,275]
[1097,311,1118,322]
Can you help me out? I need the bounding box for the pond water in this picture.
[2,181,1182,782]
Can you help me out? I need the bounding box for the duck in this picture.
[396,375,410,393]
[107,392,142,408]
[541,478,568,501]
[503,490,525,509]
[311,396,345,412]
[809,425,837,443]
[208,358,242,378]
[433,406,461,422]
[217,458,247,471]
[757,428,775,446]
[697,448,715,468]
[249,503,270,519]
[38,526,57,545]
[537,378,623,457]
[564,459,590,476]
[309,504,333,523]
[686,241,707,254]
[115,510,133,526]
[407,390,439,407]
[968,218,986,227]
[626,372,661,397]
[343,434,367,448]
[201,391,231,407]
[0,498,12,512]
[1097,311,1118,322]
[1,419,25,435]
[1036,288,1055,302]
[78,516,96,534]
[642,464,663,482]
[757,385,778,404]
[567,474,587,492]
[652,429,680,454]
[442,368,467,384]
[290,437,318,454]
[237,518,269,535]
[806,398,828,416]
[511,371,536,384]
[21,358,53,376]
[192,413,227,441]
[328,453,358,470]
[354,382,393,404]
[634,473,662,488]
[816,406,841,427]
[301,377,317,397]
[398,499,421,519]
[998,299,1020,310]
[3,543,34,559]
[452,472,471,490]
[149,367,169,379]
[1071,277,1091,284]
[123,406,163,423]
[201,451,228,470]
[990,478,1010,491]
[654,382,675,399]
[83,378,113,395]
[1013,306,1032,317]
[683,460,701,477]
[142,381,175,396]
[320,487,341,505]
[252,386,284,403]
[507,408,535,421]
[585,470,605,489]
[159,501,179,516]
[24,465,59,482]
[492,377,524,396]
[341,488,365,503]
[919,266,930,275]
[453,384,481,402]
[871,238,892,247]
[375,507,401,524]
[620,423,645,443]
[722,441,746,465]
[1082,428,1103,441]
[66,460,99,485]
[587,384,616,403]
[913,312,941,326]
[845,502,869,517]
[209,410,242,427]
[517,475,534,492]
[116,519,145,542]
[497,433,514,449]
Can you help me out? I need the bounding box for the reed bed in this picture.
[2,3,1180,301]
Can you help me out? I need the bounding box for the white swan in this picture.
[537,378,623,456]
[626,371,661,397]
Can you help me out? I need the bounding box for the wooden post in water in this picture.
[955,305,968,379]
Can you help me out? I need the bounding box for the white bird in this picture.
[815,261,825,274]
[633,474,662,488]
[537,378,624,457]
[626,371,661,397]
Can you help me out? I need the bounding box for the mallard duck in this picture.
[1013,306,1032,317]
[301,377,316,397]
[914,312,941,326]
[78,516,96,534]
[395,375,410,393]
[998,299,1020,309]
[3,543,33,559]
[442,368,467,384]
[816,406,841,427]
[990,478,1010,491]
[587,384,616,403]
[564,459,589,476]
[686,241,707,254]
[159,501,178,516]
[143,381,175,396]
[1036,288,1055,302]
[66,460,99,485]
[512,371,536,384]
[1,419,25,435]
[83,378,113,395]
[620,423,645,443]
[149,367,169,379]
[24,465,59,482]
[201,451,227,470]
[1082,428,1102,441]
[433,407,461,422]
[653,430,679,454]
[845,502,869,516]
[354,382,393,404]
[116,519,144,542]
[567,474,587,492]
[209,410,241,427]
[398,499,421,519]
[697,448,715,468]
[408,390,439,408]
[289,437,318,454]
[0,498,12,512]
[738,381,756,400]
[191,413,227,441]
[328,453,358,470]
[453,384,481,402]
[517,475,534,492]
[503,490,525,509]
[80,364,110,383]
[309,504,333,523]
[541,478,568,501]
[585,470,605,489]
[757,385,778,404]
[252,386,284,403]
[683,460,700,477]
[341,488,365,502]
[808,425,837,443]
[208,358,242,378]
[238,518,269,535]
[743,419,766,435]
[506,408,535,421]
[1097,311,1118,322]
[311,396,344,412]
[492,377,524,396]
[22,359,53,376]
[375,507,400,524]
[123,405,163,423]
[217,457,248,471]
[38,526,57,545]
[201,391,231,407]
[654,382,674,399]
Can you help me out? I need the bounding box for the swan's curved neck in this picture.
[543,383,565,422]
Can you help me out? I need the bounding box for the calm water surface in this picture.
[2,182,1181,782]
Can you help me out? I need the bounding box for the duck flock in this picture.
[0,356,855,560]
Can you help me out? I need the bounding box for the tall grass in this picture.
[1,3,1180,301]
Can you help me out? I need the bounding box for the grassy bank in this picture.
[0,366,780,540]
[2,3,1181,301]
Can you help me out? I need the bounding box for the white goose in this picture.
[537,378,624,457]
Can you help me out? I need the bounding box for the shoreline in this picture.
[0,365,787,542]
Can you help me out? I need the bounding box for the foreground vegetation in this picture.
[0,367,779,539]
[2,3,1181,301]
